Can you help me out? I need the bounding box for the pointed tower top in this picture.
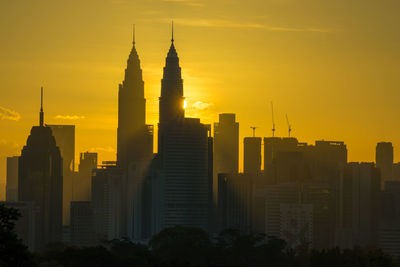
[40,87,44,127]
[171,21,174,43]
[132,24,135,45]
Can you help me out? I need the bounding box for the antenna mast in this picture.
[271,102,275,137]
[40,87,44,127]
[250,126,258,137]
[286,114,292,137]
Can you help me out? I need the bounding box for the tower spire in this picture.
[171,21,174,43]
[132,24,135,45]
[40,87,44,127]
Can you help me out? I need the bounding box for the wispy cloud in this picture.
[161,0,204,7]
[89,147,116,153]
[191,101,213,111]
[158,18,331,33]
[0,106,21,121]
[55,115,86,120]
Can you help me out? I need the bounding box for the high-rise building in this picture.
[243,137,261,175]
[214,114,239,174]
[280,203,313,249]
[76,152,97,201]
[336,162,380,248]
[48,124,75,225]
[217,173,253,233]
[18,88,63,251]
[264,137,298,172]
[151,28,212,234]
[376,142,394,189]
[117,27,153,169]
[379,181,400,259]
[91,164,124,242]
[6,156,19,201]
[70,201,95,247]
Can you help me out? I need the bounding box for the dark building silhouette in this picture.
[70,201,95,247]
[336,163,380,248]
[6,156,19,201]
[18,88,63,251]
[214,113,239,204]
[243,137,261,175]
[151,28,212,234]
[380,181,400,259]
[376,142,394,189]
[76,152,97,201]
[48,124,75,225]
[264,137,299,172]
[117,27,153,169]
[217,173,253,233]
[158,28,185,125]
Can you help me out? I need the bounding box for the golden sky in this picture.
[1,0,400,199]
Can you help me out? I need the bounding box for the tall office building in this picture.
[6,156,19,201]
[243,137,261,175]
[376,142,394,189]
[48,124,75,225]
[70,201,95,247]
[117,27,153,169]
[336,163,380,248]
[152,28,212,234]
[264,137,298,172]
[76,152,97,201]
[217,173,253,233]
[214,113,239,204]
[18,88,63,250]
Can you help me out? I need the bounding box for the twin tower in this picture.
[117,26,185,168]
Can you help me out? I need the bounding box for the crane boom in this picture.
[286,114,292,137]
[271,102,275,137]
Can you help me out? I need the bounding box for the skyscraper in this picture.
[76,152,97,201]
[117,26,153,169]
[376,142,394,189]
[152,26,212,234]
[6,156,19,201]
[18,88,63,251]
[214,113,239,202]
[243,137,261,175]
[47,124,75,225]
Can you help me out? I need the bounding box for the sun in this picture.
[184,99,187,109]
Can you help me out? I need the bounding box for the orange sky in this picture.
[1,0,400,199]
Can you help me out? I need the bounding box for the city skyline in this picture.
[1,0,400,198]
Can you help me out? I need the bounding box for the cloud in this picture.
[191,101,213,110]
[0,106,21,121]
[158,18,331,33]
[88,147,116,153]
[55,115,86,120]
[161,0,203,7]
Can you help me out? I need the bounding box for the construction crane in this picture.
[250,126,258,137]
[286,114,292,137]
[271,102,276,137]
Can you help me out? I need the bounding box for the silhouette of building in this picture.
[1,201,38,251]
[76,152,97,201]
[243,137,261,175]
[91,163,124,242]
[217,173,253,233]
[6,156,19,201]
[117,27,153,169]
[376,142,394,189]
[70,201,95,247]
[48,124,75,225]
[18,88,63,251]
[265,183,300,238]
[151,29,212,234]
[336,163,380,248]
[280,203,313,249]
[264,137,299,172]
[379,181,400,259]
[214,114,239,203]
